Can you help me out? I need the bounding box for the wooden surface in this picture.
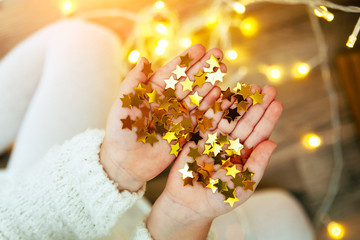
[1,0,360,239]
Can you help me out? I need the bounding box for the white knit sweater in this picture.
[0,129,155,240]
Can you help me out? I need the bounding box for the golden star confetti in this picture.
[119,53,264,207]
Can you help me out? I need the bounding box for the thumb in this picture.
[244,140,277,184]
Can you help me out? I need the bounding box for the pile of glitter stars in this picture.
[120,53,264,207]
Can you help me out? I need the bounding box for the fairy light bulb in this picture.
[303,133,322,149]
[327,222,345,239]
[155,1,165,10]
[156,23,168,34]
[264,65,282,82]
[346,17,360,48]
[155,46,166,55]
[233,2,246,14]
[227,50,238,60]
[61,0,75,15]
[179,38,192,48]
[293,62,310,79]
[240,17,259,37]
[314,6,334,22]
[128,50,140,63]
[157,39,169,48]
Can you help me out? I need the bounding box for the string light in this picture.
[179,38,192,48]
[314,6,334,22]
[61,0,75,15]
[156,23,168,34]
[155,1,165,10]
[293,62,310,79]
[240,17,259,37]
[346,17,360,48]
[261,65,282,82]
[155,46,166,55]
[207,15,219,27]
[157,38,169,48]
[233,2,246,14]
[128,50,140,63]
[302,133,322,149]
[327,222,345,239]
[226,50,238,60]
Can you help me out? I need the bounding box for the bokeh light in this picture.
[327,222,345,239]
[128,50,140,63]
[303,133,322,149]
[240,17,259,37]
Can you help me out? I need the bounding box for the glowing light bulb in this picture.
[155,46,166,55]
[61,0,75,15]
[155,1,165,10]
[314,6,334,22]
[233,2,246,14]
[327,222,345,239]
[302,133,322,149]
[263,65,282,82]
[293,62,310,79]
[346,35,356,48]
[157,39,169,48]
[227,50,238,60]
[128,50,140,63]
[240,17,259,37]
[156,24,168,34]
[179,38,192,48]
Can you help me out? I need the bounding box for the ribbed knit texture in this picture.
[0,129,145,240]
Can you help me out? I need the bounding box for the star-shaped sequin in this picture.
[179,164,193,179]
[164,76,178,89]
[180,53,193,68]
[172,65,187,79]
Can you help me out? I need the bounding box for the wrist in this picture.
[99,142,145,192]
[147,190,214,240]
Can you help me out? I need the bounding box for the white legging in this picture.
[0,19,314,239]
[0,19,121,173]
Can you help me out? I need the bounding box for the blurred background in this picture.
[1,0,360,239]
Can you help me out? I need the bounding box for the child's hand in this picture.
[100,44,224,192]
[147,77,283,238]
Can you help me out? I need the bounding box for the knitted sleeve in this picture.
[0,129,145,240]
[131,215,214,240]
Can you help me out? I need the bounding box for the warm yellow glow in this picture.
[207,15,219,27]
[155,1,165,10]
[128,50,140,63]
[314,6,334,22]
[155,46,166,55]
[264,65,282,82]
[293,62,310,79]
[61,0,75,15]
[303,133,322,149]
[156,24,168,34]
[179,38,192,48]
[233,2,246,14]
[327,222,345,239]
[157,39,169,48]
[240,17,259,37]
[346,35,356,48]
[227,50,238,60]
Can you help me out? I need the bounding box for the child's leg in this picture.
[2,19,122,173]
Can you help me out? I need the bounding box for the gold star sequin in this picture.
[120,94,132,109]
[121,116,133,130]
[243,180,256,191]
[170,142,181,156]
[189,92,203,106]
[180,77,193,92]
[142,62,153,77]
[206,69,226,85]
[206,178,219,193]
[228,139,244,154]
[164,76,178,89]
[212,143,222,156]
[226,165,241,178]
[224,195,239,207]
[236,100,249,112]
[215,179,228,192]
[205,54,220,71]
[163,131,177,143]
[241,167,254,180]
[203,144,212,156]
[179,164,193,179]
[172,65,187,79]
[194,71,207,88]
[238,84,252,99]
[180,53,193,68]
[147,89,160,103]
[250,90,265,105]
[206,132,218,146]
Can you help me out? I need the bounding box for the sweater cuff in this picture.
[132,215,214,240]
[54,128,146,237]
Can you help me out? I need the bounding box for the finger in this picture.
[148,44,206,90]
[243,100,283,149]
[117,57,149,97]
[243,140,277,184]
[230,85,277,142]
[176,48,224,101]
